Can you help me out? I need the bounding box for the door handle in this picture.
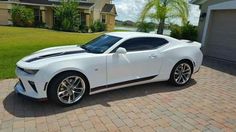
[149,54,158,58]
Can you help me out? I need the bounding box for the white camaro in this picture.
[15,32,203,105]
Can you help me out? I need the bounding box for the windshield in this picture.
[80,35,122,53]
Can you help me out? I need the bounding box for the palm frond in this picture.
[169,0,189,25]
[139,0,155,22]
[139,0,189,34]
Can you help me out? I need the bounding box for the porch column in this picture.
[85,14,90,26]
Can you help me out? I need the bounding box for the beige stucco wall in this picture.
[106,14,115,31]
[197,0,233,41]
[89,0,111,22]
[0,3,11,25]
[105,7,116,31]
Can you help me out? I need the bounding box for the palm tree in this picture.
[140,0,189,34]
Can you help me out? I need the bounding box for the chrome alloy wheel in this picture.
[57,76,86,104]
[174,63,192,85]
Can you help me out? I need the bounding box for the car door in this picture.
[106,37,168,86]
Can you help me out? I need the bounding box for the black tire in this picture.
[48,71,89,106]
[169,60,193,86]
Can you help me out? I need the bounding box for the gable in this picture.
[101,4,117,15]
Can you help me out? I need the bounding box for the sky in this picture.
[112,0,201,26]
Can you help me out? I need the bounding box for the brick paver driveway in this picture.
[0,57,236,132]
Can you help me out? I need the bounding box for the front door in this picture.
[107,37,168,86]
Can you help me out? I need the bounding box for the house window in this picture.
[101,14,106,23]
[53,10,57,25]
[80,13,86,26]
[34,8,42,26]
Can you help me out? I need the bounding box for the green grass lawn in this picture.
[0,26,101,80]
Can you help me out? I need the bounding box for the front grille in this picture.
[19,79,26,92]
[28,81,38,93]
[44,82,48,91]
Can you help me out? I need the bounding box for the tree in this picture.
[54,0,80,32]
[11,5,34,27]
[140,0,189,34]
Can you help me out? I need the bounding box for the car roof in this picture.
[106,32,172,40]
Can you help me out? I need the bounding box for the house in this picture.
[191,0,236,62]
[0,0,117,31]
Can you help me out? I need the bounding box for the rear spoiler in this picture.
[180,40,202,48]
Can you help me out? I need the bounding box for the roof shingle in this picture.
[19,0,94,8]
[101,3,116,14]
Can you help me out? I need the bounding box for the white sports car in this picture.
[15,32,203,105]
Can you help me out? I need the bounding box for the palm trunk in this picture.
[157,18,165,34]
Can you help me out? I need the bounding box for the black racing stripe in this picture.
[91,75,158,92]
[26,50,86,62]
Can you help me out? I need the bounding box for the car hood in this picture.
[17,45,93,69]
[21,45,86,62]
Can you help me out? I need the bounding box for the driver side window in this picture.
[115,37,168,52]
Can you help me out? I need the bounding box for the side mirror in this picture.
[115,47,127,54]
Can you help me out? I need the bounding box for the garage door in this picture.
[206,10,236,62]
[0,9,9,25]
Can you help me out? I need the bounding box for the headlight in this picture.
[17,67,39,75]
[24,69,39,75]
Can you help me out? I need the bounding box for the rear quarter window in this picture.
[116,37,169,52]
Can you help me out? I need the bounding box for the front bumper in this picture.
[15,65,49,100]
[14,80,47,101]
[14,81,25,94]
[194,65,201,73]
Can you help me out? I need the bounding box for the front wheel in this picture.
[169,61,192,86]
[48,72,88,105]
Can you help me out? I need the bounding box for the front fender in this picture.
[39,56,107,91]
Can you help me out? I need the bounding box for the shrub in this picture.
[170,23,198,41]
[170,25,182,39]
[181,23,198,41]
[79,25,89,33]
[36,23,46,28]
[53,0,80,32]
[136,21,155,33]
[11,5,34,27]
[90,21,106,32]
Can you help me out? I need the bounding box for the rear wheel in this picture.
[48,72,88,105]
[169,61,192,86]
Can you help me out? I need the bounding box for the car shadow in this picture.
[3,80,196,118]
[203,56,236,76]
